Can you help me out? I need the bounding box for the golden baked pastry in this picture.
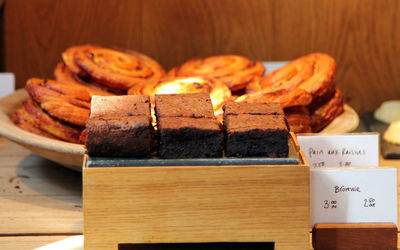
[54,61,83,85]
[234,88,312,108]
[310,88,344,132]
[79,129,87,144]
[307,82,337,113]
[284,106,312,133]
[54,62,116,96]
[25,78,90,127]
[167,55,265,91]
[383,121,400,144]
[128,76,232,112]
[246,53,336,101]
[62,45,165,90]
[12,98,83,143]
[12,105,60,140]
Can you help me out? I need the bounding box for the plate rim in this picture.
[0,89,85,155]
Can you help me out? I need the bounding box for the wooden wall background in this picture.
[3,0,400,112]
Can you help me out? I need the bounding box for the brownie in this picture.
[90,95,151,118]
[154,93,215,119]
[158,117,223,158]
[223,102,284,117]
[86,116,153,157]
[224,114,289,157]
[86,95,154,157]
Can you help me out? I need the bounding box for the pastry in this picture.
[246,53,336,102]
[128,76,231,112]
[310,88,344,132]
[167,55,265,91]
[12,105,60,140]
[307,82,336,113]
[54,62,117,96]
[383,121,400,144]
[62,45,165,90]
[284,106,312,133]
[234,88,312,108]
[25,78,90,127]
[374,100,400,124]
[12,98,83,143]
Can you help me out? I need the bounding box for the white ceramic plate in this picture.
[0,89,359,171]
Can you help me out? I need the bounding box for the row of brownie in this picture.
[85,93,289,159]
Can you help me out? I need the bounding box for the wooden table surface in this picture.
[0,137,83,249]
[1,135,400,249]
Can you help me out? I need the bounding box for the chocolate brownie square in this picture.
[158,117,223,158]
[223,102,284,117]
[224,114,289,157]
[90,95,151,118]
[154,93,214,118]
[86,116,153,157]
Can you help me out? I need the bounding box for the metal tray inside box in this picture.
[86,139,300,167]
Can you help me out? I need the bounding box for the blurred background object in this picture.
[0,72,14,97]
[3,0,400,113]
[0,0,14,97]
[0,0,4,71]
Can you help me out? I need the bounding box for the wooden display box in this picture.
[83,133,310,250]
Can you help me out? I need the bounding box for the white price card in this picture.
[311,168,397,227]
[297,133,379,168]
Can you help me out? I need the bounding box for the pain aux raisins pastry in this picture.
[25,78,91,127]
[12,45,347,143]
[167,55,265,91]
[54,62,117,96]
[12,98,83,143]
[243,53,344,133]
[234,88,313,108]
[283,106,312,133]
[128,76,231,114]
[246,53,336,100]
[310,88,344,132]
[62,45,165,91]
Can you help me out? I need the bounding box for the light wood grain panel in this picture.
[84,164,309,250]
[5,0,400,112]
[380,156,400,240]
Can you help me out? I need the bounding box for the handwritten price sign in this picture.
[297,133,379,168]
[311,168,397,226]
